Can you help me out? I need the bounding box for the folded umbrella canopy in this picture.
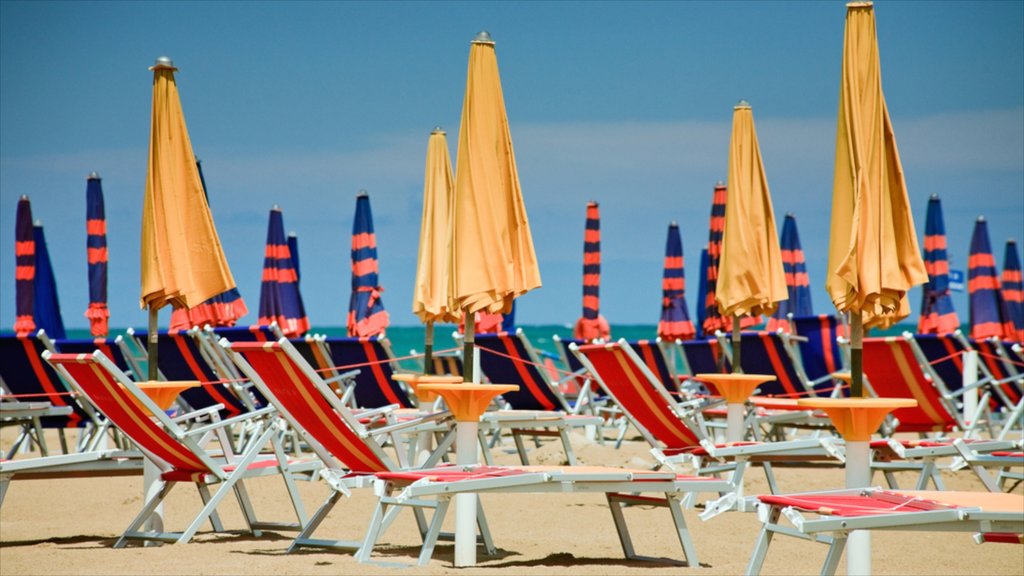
[141,57,241,379]
[657,221,695,341]
[32,221,66,339]
[1001,239,1024,342]
[717,101,788,371]
[347,191,389,337]
[917,195,960,334]
[451,31,541,382]
[826,3,927,396]
[288,232,301,283]
[85,172,109,337]
[696,246,710,338]
[968,217,1006,340]
[703,182,757,338]
[767,213,813,333]
[257,207,309,337]
[13,196,35,335]
[573,201,609,341]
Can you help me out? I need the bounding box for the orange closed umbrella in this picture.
[827,3,928,395]
[451,32,542,382]
[140,57,239,379]
[717,101,787,371]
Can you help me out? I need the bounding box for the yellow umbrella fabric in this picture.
[826,3,927,329]
[450,33,541,316]
[716,101,787,320]
[140,58,237,311]
[413,128,461,324]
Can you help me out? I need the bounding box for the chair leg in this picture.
[0,474,11,508]
[666,494,699,566]
[288,490,344,553]
[231,480,262,537]
[559,428,577,465]
[355,497,391,563]
[115,481,176,548]
[417,497,451,566]
[197,483,226,532]
[606,493,635,559]
[746,506,780,575]
[821,534,847,576]
[512,431,530,465]
[475,495,496,556]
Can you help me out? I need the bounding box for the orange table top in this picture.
[795,397,917,441]
[695,373,777,404]
[127,380,199,414]
[392,373,464,403]
[417,383,519,422]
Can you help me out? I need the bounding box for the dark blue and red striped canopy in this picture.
[968,217,1006,340]
[347,192,389,337]
[574,201,609,341]
[14,196,35,335]
[703,182,756,335]
[917,195,959,334]
[257,207,309,338]
[287,231,301,283]
[657,221,695,340]
[1001,239,1023,342]
[767,214,813,333]
[85,172,109,337]
[33,221,65,339]
[695,246,709,338]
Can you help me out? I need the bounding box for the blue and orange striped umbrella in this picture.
[257,207,309,338]
[917,195,960,334]
[14,196,35,335]
[85,172,110,337]
[168,159,249,331]
[703,182,757,336]
[573,201,609,341]
[32,221,65,339]
[347,191,389,337]
[767,213,813,333]
[288,231,301,283]
[695,246,710,338]
[657,221,695,340]
[1001,239,1023,342]
[968,217,1006,340]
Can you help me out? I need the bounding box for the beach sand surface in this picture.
[1,427,1021,576]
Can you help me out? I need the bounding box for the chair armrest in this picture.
[169,404,223,425]
[184,406,276,438]
[368,410,452,436]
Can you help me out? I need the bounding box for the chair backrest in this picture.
[572,340,702,451]
[720,332,813,397]
[792,314,844,382]
[428,353,464,377]
[552,335,589,394]
[54,337,134,377]
[0,334,90,428]
[45,351,219,476]
[475,330,568,412]
[970,338,1024,408]
[322,337,413,409]
[129,329,249,417]
[627,339,680,393]
[861,337,957,432]
[208,324,283,343]
[912,333,969,394]
[227,340,393,474]
[678,337,731,375]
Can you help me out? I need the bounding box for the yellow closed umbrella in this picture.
[717,100,787,371]
[827,3,928,396]
[413,127,461,373]
[140,57,239,379]
[451,31,542,382]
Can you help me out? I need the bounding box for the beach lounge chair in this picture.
[791,314,846,386]
[952,438,1024,492]
[746,488,1024,575]
[714,331,822,398]
[0,447,144,509]
[224,338,733,566]
[321,336,416,409]
[676,337,732,377]
[43,350,321,547]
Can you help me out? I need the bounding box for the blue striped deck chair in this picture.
[552,334,590,396]
[792,315,845,388]
[322,336,414,409]
[123,328,252,418]
[474,330,575,413]
[955,333,1024,412]
[49,336,134,378]
[677,337,731,379]
[628,339,681,394]
[207,323,284,343]
[716,331,818,398]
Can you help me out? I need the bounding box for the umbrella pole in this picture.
[731,315,743,374]
[147,306,159,381]
[424,321,435,375]
[462,309,475,383]
[850,312,863,397]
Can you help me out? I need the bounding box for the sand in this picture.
[1,427,1021,576]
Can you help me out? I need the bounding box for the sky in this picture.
[1,0,1022,332]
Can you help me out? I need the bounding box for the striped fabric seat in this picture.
[792,314,845,385]
[719,331,816,398]
[628,339,681,394]
[862,338,961,433]
[0,335,93,430]
[322,336,413,409]
[475,330,570,412]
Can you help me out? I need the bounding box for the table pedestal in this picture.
[696,373,777,442]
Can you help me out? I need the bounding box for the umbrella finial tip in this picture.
[19,194,28,200]
[357,189,368,197]
[272,204,281,211]
[670,220,678,227]
[432,126,445,134]
[473,30,494,44]
[930,193,939,200]
[33,219,42,227]
[786,212,795,218]
[288,231,297,238]
[87,171,100,180]
[977,215,986,222]
[735,99,751,109]
[715,180,725,187]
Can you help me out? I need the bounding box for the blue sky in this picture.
[2,1,1022,331]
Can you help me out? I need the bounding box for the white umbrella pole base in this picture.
[454,421,479,566]
[846,440,871,575]
[726,403,745,443]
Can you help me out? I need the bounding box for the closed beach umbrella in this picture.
[13,196,35,335]
[573,201,609,341]
[85,172,110,337]
[32,221,66,339]
[917,195,960,334]
[657,221,696,340]
[288,232,301,283]
[451,31,541,381]
[347,191,389,337]
[826,3,928,396]
[768,213,813,333]
[1001,240,1024,342]
[141,57,241,378]
[702,182,730,336]
[717,101,788,371]
[968,217,1006,340]
[168,159,248,331]
[696,246,710,338]
[257,207,309,337]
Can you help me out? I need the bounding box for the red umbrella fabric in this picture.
[85,172,110,337]
[1000,239,1023,342]
[917,195,960,334]
[657,221,695,340]
[257,207,309,338]
[573,201,609,341]
[347,192,389,337]
[14,196,35,336]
